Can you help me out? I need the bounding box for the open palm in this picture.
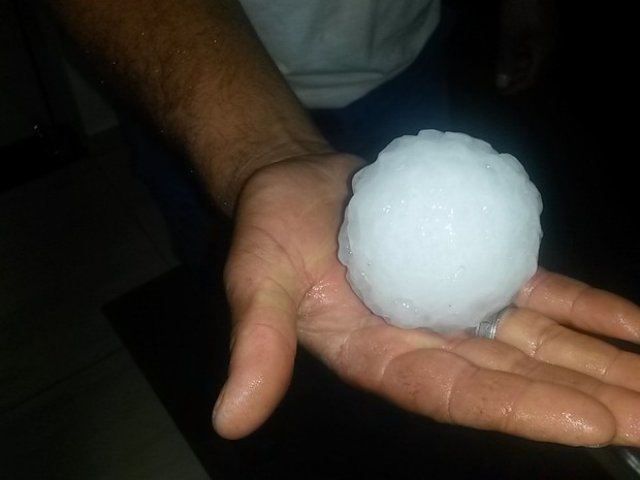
[214,153,640,447]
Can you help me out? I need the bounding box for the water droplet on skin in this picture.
[306,282,330,305]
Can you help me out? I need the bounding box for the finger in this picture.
[516,269,640,342]
[340,327,616,446]
[498,308,640,392]
[381,348,616,446]
[447,335,640,446]
[213,278,298,439]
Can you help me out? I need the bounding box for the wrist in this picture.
[203,135,334,216]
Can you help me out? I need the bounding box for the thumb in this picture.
[213,279,298,439]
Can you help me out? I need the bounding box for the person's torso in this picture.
[239,0,440,108]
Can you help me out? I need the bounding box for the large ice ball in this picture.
[338,130,542,333]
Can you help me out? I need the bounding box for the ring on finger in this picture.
[474,306,513,340]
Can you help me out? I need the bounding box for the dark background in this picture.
[3,0,638,478]
[447,0,638,301]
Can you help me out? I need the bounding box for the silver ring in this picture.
[474,307,512,339]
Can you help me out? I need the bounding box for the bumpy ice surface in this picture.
[338,130,542,332]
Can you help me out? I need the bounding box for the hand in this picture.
[213,153,640,446]
[496,0,556,94]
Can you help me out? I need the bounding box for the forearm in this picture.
[50,0,331,214]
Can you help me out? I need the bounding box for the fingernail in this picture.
[585,443,609,449]
[496,73,511,89]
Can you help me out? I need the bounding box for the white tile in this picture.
[0,350,209,480]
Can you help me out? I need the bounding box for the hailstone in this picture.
[338,130,542,333]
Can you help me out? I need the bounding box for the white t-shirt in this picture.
[239,0,440,108]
